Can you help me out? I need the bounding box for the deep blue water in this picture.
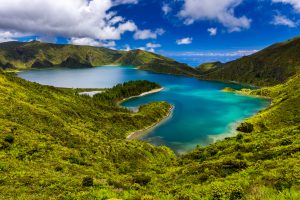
[18,66,269,154]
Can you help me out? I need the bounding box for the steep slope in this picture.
[117,49,201,77]
[0,41,121,69]
[0,72,175,199]
[174,74,300,199]
[199,36,300,86]
[1,67,299,199]
[0,41,200,77]
[196,61,223,74]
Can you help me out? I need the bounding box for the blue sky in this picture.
[0,0,300,65]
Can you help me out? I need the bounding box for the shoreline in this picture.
[118,87,164,106]
[222,87,272,102]
[78,91,103,97]
[208,120,241,144]
[113,86,170,140]
[126,105,174,140]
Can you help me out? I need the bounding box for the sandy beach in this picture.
[118,87,164,105]
[126,105,174,140]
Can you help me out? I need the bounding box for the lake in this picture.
[18,66,269,154]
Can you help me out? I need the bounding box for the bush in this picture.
[82,177,94,187]
[237,122,254,133]
[4,134,14,144]
[235,152,244,160]
[274,179,292,191]
[236,134,243,141]
[133,174,151,186]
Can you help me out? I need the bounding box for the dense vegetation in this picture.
[117,49,200,77]
[198,36,300,86]
[0,72,174,199]
[196,61,223,74]
[94,80,160,104]
[0,41,199,77]
[1,36,300,199]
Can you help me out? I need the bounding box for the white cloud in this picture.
[271,14,296,27]
[70,37,116,48]
[208,27,218,36]
[137,47,146,51]
[0,30,30,42]
[176,37,193,45]
[113,0,139,5]
[0,0,137,43]
[178,0,251,32]
[122,44,132,51]
[132,43,162,52]
[272,0,300,12]
[172,50,259,57]
[133,28,165,40]
[162,3,172,15]
[146,42,161,52]
[146,43,161,48]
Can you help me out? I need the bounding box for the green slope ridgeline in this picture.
[0,41,200,77]
[198,36,300,86]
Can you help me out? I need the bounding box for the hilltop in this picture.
[199,36,300,86]
[0,41,200,77]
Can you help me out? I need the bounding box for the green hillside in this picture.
[0,41,121,69]
[0,36,300,199]
[196,61,223,73]
[0,41,199,77]
[0,72,175,199]
[117,49,200,77]
[1,60,299,200]
[199,37,300,86]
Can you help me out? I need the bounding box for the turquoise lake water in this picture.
[18,66,269,154]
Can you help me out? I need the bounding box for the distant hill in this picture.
[0,41,200,77]
[117,49,200,77]
[199,36,300,86]
[196,61,223,74]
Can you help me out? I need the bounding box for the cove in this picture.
[18,66,270,154]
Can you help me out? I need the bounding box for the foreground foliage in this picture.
[0,73,175,199]
[0,69,299,199]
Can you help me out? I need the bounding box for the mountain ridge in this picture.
[198,36,300,86]
[0,40,200,77]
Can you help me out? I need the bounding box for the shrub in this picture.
[236,134,243,141]
[274,179,292,191]
[237,122,254,133]
[133,174,151,186]
[55,166,63,172]
[82,177,94,187]
[230,191,244,200]
[281,138,292,146]
[4,134,14,144]
[235,152,244,160]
